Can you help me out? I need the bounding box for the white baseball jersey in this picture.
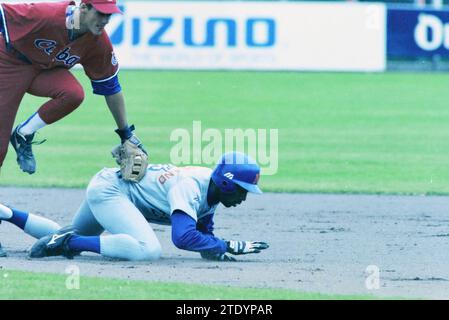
[91,164,218,225]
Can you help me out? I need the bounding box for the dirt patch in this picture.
[1,187,449,299]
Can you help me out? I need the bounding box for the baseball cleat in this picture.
[0,242,7,258]
[29,226,79,259]
[10,125,45,174]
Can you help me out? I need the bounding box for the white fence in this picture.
[107,1,386,71]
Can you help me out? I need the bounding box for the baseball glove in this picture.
[111,135,148,182]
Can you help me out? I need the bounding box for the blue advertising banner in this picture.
[388,8,449,58]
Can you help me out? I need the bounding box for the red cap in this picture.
[82,0,122,14]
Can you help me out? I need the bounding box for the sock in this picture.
[0,204,13,220]
[18,112,47,136]
[5,209,29,230]
[68,235,101,254]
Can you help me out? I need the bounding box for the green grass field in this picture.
[1,71,448,195]
[2,71,433,300]
[0,269,388,300]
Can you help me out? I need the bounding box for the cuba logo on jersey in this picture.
[34,39,57,55]
[55,47,80,67]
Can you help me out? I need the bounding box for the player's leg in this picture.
[27,199,104,259]
[62,174,162,260]
[10,69,85,174]
[74,173,162,261]
[86,190,162,261]
[71,200,104,236]
[0,45,39,171]
[30,197,162,261]
[55,199,105,256]
[80,172,162,260]
[26,68,85,127]
[30,174,162,261]
[0,203,60,239]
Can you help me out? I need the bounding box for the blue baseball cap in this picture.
[211,152,262,194]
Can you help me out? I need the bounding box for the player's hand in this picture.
[200,251,236,262]
[115,124,148,155]
[112,125,149,182]
[225,240,269,255]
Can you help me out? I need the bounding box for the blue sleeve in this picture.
[171,210,227,254]
[91,73,122,96]
[196,214,215,236]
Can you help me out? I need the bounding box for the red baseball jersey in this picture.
[0,1,118,81]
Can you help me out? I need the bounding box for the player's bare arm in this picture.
[107,91,149,182]
[105,91,128,130]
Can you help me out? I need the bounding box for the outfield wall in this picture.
[106,1,387,71]
[6,1,449,70]
[388,6,449,58]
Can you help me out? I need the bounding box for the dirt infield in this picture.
[1,187,449,299]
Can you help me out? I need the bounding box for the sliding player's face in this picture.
[219,185,248,208]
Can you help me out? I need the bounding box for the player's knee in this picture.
[63,85,85,109]
[133,242,161,261]
[143,242,162,261]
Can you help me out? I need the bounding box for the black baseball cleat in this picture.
[29,226,80,259]
[10,125,45,174]
[0,242,7,258]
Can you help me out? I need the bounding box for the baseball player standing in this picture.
[0,0,147,175]
[0,152,269,261]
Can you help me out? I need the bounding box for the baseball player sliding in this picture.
[0,152,269,261]
[0,0,147,177]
